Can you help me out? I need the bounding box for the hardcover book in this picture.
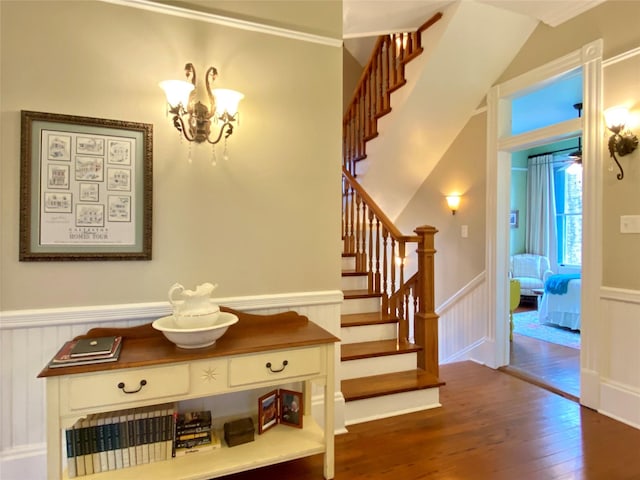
[48,337,122,368]
[70,336,119,357]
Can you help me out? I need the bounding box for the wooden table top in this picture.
[38,307,338,378]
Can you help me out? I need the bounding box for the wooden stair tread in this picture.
[341,339,421,361]
[342,269,367,277]
[343,289,382,300]
[341,312,398,327]
[342,369,444,401]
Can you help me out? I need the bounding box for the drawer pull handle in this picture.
[117,379,147,394]
[265,360,288,373]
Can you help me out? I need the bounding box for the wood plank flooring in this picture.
[506,332,580,400]
[221,361,640,479]
[507,305,580,399]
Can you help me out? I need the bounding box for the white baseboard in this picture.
[599,380,640,429]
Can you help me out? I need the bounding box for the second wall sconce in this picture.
[160,63,244,145]
[604,106,638,180]
[446,195,461,215]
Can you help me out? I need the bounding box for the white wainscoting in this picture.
[598,287,640,429]
[437,272,488,364]
[0,290,344,480]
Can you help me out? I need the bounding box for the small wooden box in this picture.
[224,417,255,447]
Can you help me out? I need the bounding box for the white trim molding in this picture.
[100,0,343,47]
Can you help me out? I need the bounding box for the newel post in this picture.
[414,225,439,377]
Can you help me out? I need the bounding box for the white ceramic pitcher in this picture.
[168,282,220,328]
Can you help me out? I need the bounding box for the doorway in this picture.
[507,140,583,399]
[484,39,604,410]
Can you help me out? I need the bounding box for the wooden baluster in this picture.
[381,229,389,313]
[397,242,407,342]
[347,184,355,253]
[367,210,374,292]
[359,203,367,274]
[374,217,381,294]
[414,225,439,377]
[354,194,362,270]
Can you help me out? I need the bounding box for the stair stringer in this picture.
[356,0,539,221]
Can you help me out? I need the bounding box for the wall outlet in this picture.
[461,225,469,238]
[620,215,640,233]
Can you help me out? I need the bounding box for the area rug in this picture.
[513,310,581,350]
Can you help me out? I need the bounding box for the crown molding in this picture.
[100,0,343,47]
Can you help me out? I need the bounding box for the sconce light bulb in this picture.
[446,195,461,215]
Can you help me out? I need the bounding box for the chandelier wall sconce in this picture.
[160,63,244,162]
[604,106,638,181]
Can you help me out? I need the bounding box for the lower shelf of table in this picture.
[63,416,326,480]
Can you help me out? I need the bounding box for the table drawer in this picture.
[66,364,190,410]
[228,347,321,387]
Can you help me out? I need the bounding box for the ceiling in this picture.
[344,0,606,65]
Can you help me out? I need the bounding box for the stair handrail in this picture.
[343,12,443,175]
[342,168,439,376]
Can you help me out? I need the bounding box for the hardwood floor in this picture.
[222,361,640,479]
[507,305,580,400]
[506,332,580,400]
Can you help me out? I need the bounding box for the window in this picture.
[554,154,582,266]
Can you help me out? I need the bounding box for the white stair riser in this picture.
[341,352,416,380]
[341,297,380,314]
[340,323,397,344]
[342,256,356,270]
[344,387,440,425]
[341,274,368,291]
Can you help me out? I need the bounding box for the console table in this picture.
[38,308,339,480]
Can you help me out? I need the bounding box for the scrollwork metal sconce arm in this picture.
[608,125,639,181]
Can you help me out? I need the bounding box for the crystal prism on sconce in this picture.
[159,63,244,145]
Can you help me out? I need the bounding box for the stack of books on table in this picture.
[48,335,122,368]
[174,410,221,456]
[65,404,177,478]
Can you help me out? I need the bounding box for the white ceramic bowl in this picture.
[173,305,221,329]
[152,312,238,349]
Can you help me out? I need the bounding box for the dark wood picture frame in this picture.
[258,390,279,434]
[20,110,153,261]
[258,389,303,434]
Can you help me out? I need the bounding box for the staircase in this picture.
[340,14,445,425]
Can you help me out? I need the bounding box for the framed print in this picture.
[20,110,152,261]
[509,210,519,229]
[258,389,303,434]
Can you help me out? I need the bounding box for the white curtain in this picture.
[525,154,558,271]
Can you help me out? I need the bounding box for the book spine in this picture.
[127,410,137,466]
[89,416,101,474]
[134,408,144,465]
[140,407,150,464]
[112,412,124,469]
[65,427,77,478]
[119,411,130,468]
[81,419,94,475]
[73,421,85,477]
[105,414,116,471]
[147,407,156,464]
[171,408,178,458]
[154,406,164,461]
[165,404,176,459]
[96,413,109,472]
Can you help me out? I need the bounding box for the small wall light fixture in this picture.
[159,63,244,145]
[604,106,638,180]
[446,195,461,215]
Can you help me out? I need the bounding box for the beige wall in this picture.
[602,53,640,289]
[0,1,342,310]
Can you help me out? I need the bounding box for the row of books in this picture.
[66,406,220,478]
[175,410,220,455]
